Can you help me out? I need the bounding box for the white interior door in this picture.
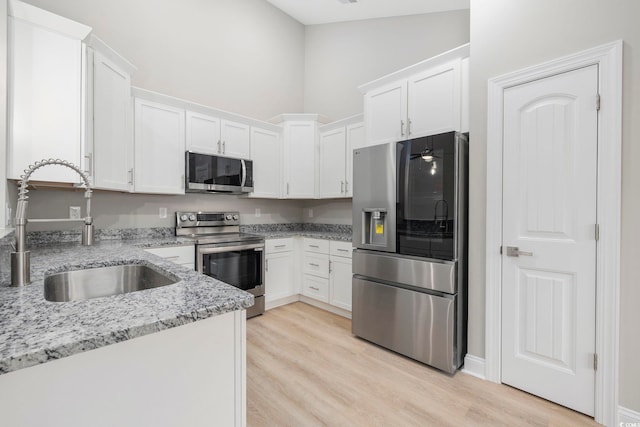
[501,65,598,416]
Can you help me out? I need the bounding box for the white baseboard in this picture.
[265,295,300,311]
[619,406,640,424]
[299,296,351,319]
[461,354,486,380]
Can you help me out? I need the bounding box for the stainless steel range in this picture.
[176,211,265,318]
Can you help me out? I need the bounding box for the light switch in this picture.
[159,207,167,218]
[255,208,261,218]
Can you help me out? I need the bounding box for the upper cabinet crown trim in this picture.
[86,34,137,75]
[9,0,92,40]
[132,87,282,133]
[269,113,331,124]
[358,43,469,94]
[319,113,364,132]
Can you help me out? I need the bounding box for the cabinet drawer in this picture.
[303,253,329,278]
[303,238,329,254]
[266,238,294,254]
[302,275,329,303]
[145,245,194,266]
[330,241,352,258]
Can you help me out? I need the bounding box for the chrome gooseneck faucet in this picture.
[11,159,94,287]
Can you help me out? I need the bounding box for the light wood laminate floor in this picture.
[247,302,598,427]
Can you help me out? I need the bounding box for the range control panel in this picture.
[175,211,240,228]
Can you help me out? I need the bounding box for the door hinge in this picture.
[595,224,600,241]
[596,94,601,111]
[593,353,598,371]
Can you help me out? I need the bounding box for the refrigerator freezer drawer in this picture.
[352,276,459,373]
[353,249,457,294]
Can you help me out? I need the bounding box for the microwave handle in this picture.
[241,159,247,187]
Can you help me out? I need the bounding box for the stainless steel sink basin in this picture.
[44,264,178,302]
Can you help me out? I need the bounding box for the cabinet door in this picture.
[134,98,185,194]
[363,80,407,147]
[345,122,364,198]
[330,255,352,311]
[265,251,296,303]
[186,111,221,155]
[283,121,317,198]
[318,127,346,198]
[249,127,281,198]
[461,57,469,133]
[91,50,133,191]
[220,119,251,159]
[408,59,461,138]
[8,17,84,183]
[302,274,329,303]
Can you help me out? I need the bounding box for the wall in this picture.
[301,199,352,225]
[19,185,304,231]
[23,0,305,120]
[303,10,470,120]
[0,0,7,235]
[469,0,640,411]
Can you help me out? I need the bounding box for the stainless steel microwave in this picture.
[185,151,254,194]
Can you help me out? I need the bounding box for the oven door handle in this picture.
[197,243,264,255]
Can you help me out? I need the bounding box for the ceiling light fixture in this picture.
[421,148,434,162]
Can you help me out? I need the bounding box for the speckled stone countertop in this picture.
[0,236,253,375]
[242,223,352,242]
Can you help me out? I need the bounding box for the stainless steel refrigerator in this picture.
[352,131,468,373]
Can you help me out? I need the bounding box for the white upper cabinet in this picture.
[282,118,319,199]
[345,122,365,198]
[86,36,136,192]
[185,111,221,155]
[220,120,251,159]
[318,114,364,199]
[363,80,408,147]
[186,111,250,159]
[407,58,461,138]
[134,98,185,194]
[360,44,469,147]
[249,126,282,199]
[318,127,346,198]
[7,0,92,183]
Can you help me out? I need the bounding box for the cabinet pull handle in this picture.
[274,245,286,248]
[287,182,290,195]
[309,263,320,267]
[407,118,412,136]
[265,259,269,272]
[345,180,349,194]
[341,181,344,194]
[337,248,349,252]
[400,120,405,137]
[329,260,332,273]
[128,168,134,185]
[84,153,92,175]
[222,140,226,154]
[218,140,222,153]
[310,286,319,291]
[309,245,319,248]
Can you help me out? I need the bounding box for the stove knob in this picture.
[188,214,196,221]
[225,214,232,220]
[232,214,239,220]
[180,214,188,221]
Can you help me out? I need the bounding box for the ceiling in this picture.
[264,0,470,25]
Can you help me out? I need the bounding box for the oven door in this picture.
[196,242,264,297]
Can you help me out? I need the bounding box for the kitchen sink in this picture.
[44,264,178,302]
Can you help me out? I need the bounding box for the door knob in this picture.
[506,246,533,257]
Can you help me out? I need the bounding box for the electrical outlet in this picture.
[69,206,81,220]
[308,208,314,218]
[159,207,167,219]
[255,208,261,218]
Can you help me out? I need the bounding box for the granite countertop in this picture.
[0,237,253,376]
[242,224,352,242]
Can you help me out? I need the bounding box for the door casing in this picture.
[485,40,622,426]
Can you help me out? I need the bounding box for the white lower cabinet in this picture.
[264,238,297,305]
[329,241,353,311]
[301,238,352,311]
